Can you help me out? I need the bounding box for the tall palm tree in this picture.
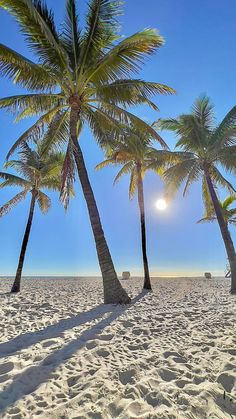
[96,125,172,290]
[198,195,236,225]
[158,96,236,294]
[0,143,66,293]
[0,0,174,303]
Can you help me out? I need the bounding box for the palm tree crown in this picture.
[0,0,174,202]
[0,142,65,216]
[96,125,171,198]
[158,96,236,203]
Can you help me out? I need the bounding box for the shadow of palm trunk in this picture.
[0,291,147,413]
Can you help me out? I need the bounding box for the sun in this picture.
[156,198,167,211]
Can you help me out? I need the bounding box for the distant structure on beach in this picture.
[122,272,131,280]
[204,272,212,279]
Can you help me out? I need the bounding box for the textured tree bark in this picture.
[205,172,236,293]
[11,192,36,293]
[70,106,130,304]
[137,163,152,290]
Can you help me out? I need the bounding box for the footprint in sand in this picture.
[172,356,188,364]
[119,368,136,385]
[0,374,10,383]
[42,339,58,348]
[163,350,181,359]
[146,391,171,408]
[97,334,114,341]
[175,378,191,388]
[120,320,134,328]
[158,368,177,382]
[86,340,97,349]
[96,349,110,358]
[36,401,48,408]
[217,372,236,392]
[67,375,80,387]
[7,407,21,418]
[0,361,14,375]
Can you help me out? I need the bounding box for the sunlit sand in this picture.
[0,277,235,418]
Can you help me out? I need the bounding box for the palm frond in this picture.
[129,167,138,199]
[210,166,236,194]
[216,147,236,175]
[191,95,215,130]
[95,157,116,170]
[0,0,69,77]
[87,28,164,84]
[0,43,56,90]
[94,79,175,107]
[222,195,236,209]
[114,161,134,184]
[60,139,76,210]
[40,110,70,155]
[0,190,28,217]
[80,0,122,73]
[84,105,123,146]
[163,158,197,195]
[36,190,51,213]
[202,176,214,216]
[211,105,236,149]
[61,0,81,73]
[146,149,189,172]
[6,105,65,159]
[0,172,31,188]
[0,93,65,118]
[4,160,39,180]
[98,102,169,149]
[183,163,202,196]
[197,215,216,224]
[155,118,181,132]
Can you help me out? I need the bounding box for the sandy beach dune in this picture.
[0,277,235,418]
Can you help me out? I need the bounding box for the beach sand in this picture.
[0,277,235,418]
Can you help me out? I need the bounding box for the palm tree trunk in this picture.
[205,172,236,293]
[70,105,130,304]
[11,192,36,293]
[137,163,152,290]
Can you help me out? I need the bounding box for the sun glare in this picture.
[156,198,167,211]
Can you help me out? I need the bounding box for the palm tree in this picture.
[96,125,172,290]
[198,195,236,280]
[198,195,236,225]
[158,96,236,294]
[0,143,65,293]
[0,0,174,303]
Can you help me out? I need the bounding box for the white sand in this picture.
[0,277,235,418]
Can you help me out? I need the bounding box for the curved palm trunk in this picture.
[205,172,236,293]
[11,192,36,293]
[137,163,152,290]
[70,106,130,304]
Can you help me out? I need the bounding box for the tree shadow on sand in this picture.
[0,290,147,413]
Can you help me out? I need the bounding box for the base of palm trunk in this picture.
[143,277,152,290]
[11,283,20,293]
[103,284,131,304]
[143,284,152,291]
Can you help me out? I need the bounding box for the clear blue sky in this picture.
[0,0,236,277]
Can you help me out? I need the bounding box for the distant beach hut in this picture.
[122,272,130,280]
[204,272,212,279]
